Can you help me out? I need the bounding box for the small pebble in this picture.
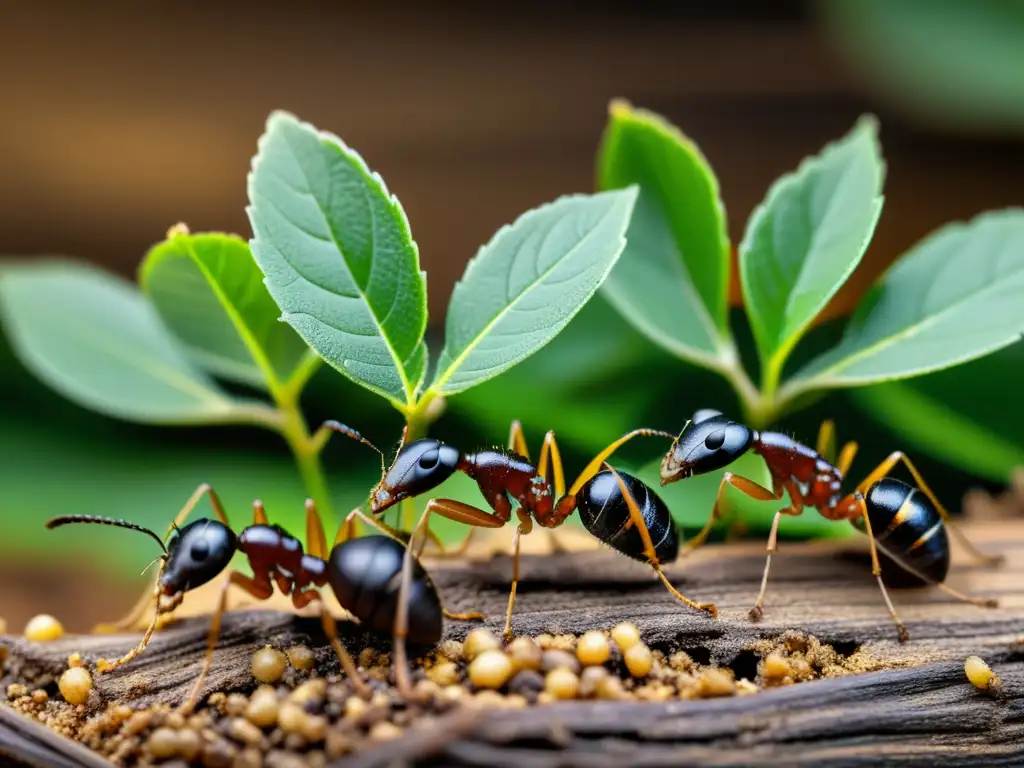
[178,729,202,762]
[252,646,287,684]
[58,667,92,705]
[541,649,581,675]
[611,621,641,652]
[578,666,609,698]
[24,614,64,643]
[624,643,653,678]
[246,686,280,729]
[463,628,501,661]
[146,727,180,760]
[508,669,546,698]
[545,668,579,700]
[965,655,1001,693]
[6,684,27,700]
[202,738,237,768]
[358,648,376,668]
[576,631,611,667]
[469,650,514,689]
[287,644,316,672]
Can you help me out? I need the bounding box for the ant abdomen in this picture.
[577,470,679,564]
[866,477,950,588]
[327,535,443,645]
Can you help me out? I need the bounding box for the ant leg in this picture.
[605,465,717,616]
[537,429,569,552]
[876,542,999,609]
[180,569,274,713]
[305,500,328,559]
[748,485,803,622]
[503,516,532,640]
[252,500,269,525]
[334,506,448,556]
[393,499,506,699]
[855,452,1002,567]
[94,483,231,634]
[508,419,531,460]
[291,589,370,697]
[96,562,169,672]
[836,441,859,479]
[683,473,782,555]
[816,420,837,465]
[854,494,910,643]
[569,428,678,498]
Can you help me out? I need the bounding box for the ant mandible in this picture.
[364,420,716,653]
[659,409,1002,641]
[46,424,479,706]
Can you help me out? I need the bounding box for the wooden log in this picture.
[1,518,1021,766]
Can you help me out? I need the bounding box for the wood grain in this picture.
[1,518,1021,766]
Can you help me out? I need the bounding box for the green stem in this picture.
[276,391,335,531]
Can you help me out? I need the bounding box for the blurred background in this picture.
[2,0,1023,631]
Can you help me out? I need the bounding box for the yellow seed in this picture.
[228,717,264,747]
[147,727,180,760]
[58,667,92,705]
[287,644,316,672]
[698,668,736,697]
[277,702,307,734]
[24,614,64,642]
[428,661,460,686]
[596,676,626,700]
[178,729,202,762]
[67,652,85,669]
[545,668,579,700]
[578,666,609,698]
[576,631,610,666]
[289,678,327,704]
[965,655,1000,691]
[344,696,368,720]
[468,650,514,689]
[225,693,249,717]
[506,636,543,671]
[762,653,792,680]
[245,686,279,729]
[251,646,287,683]
[464,628,502,661]
[370,722,403,741]
[624,643,653,678]
[301,715,328,743]
[611,622,641,652]
[31,689,48,704]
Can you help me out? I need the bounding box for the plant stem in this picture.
[276,392,335,532]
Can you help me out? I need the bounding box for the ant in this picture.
[659,409,1002,641]
[46,423,480,706]
[364,420,716,655]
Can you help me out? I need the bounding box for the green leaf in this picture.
[247,111,428,408]
[632,453,853,540]
[140,228,315,391]
[597,100,733,366]
[429,188,638,396]
[851,341,1024,483]
[790,209,1024,392]
[0,262,265,425]
[820,0,1024,136]
[739,115,884,382]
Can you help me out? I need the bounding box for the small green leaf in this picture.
[140,229,315,391]
[429,188,638,396]
[597,100,732,366]
[790,209,1024,391]
[0,262,262,425]
[851,341,1024,483]
[247,111,427,408]
[740,115,885,382]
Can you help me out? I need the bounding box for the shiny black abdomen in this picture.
[576,470,679,564]
[866,477,950,587]
[326,536,443,645]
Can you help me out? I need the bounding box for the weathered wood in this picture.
[1,519,1021,766]
[0,704,112,768]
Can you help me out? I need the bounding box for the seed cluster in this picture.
[6,630,865,766]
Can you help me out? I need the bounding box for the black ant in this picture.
[46,426,480,706]
[363,420,714,657]
[659,409,1002,641]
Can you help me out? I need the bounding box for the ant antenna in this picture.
[46,515,168,555]
[322,420,386,477]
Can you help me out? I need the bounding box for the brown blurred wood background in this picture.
[2,1,1022,324]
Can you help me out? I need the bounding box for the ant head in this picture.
[159,519,237,598]
[370,438,461,514]
[660,410,754,484]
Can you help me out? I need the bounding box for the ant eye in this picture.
[190,540,210,561]
[418,450,439,470]
[704,429,726,450]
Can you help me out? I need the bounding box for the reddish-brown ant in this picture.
[659,409,1002,641]
[46,424,480,705]
[364,419,714,668]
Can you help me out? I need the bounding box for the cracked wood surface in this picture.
[1,518,1022,766]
